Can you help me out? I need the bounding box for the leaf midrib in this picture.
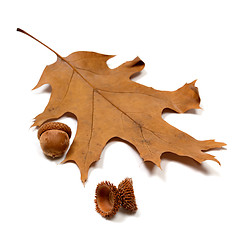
[61,57,167,145]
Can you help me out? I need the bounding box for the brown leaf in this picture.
[18,29,226,183]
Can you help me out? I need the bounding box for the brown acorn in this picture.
[118,178,138,212]
[38,122,72,158]
[95,181,121,218]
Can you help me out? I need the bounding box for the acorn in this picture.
[95,181,121,218]
[38,122,71,158]
[118,178,138,212]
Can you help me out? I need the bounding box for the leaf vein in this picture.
[84,90,95,162]
[99,89,164,103]
[140,127,154,156]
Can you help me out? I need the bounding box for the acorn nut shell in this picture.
[38,122,71,158]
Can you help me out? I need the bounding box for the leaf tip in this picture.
[192,79,198,84]
[80,175,88,185]
[81,178,87,186]
[61,158,69,165]
[132,57,145,68]
[212,157,221,166]
[31,122,37,128]
[158,162,162,170]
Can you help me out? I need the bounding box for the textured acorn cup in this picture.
[95,181,121,218]
[38,122,72,158]
[118,178,138,212]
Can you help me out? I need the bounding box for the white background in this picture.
[0,0,239,239]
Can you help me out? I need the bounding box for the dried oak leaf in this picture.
[18,29,225,183]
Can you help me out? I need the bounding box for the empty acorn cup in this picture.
[118,178,138,212]
[95,181,121,218]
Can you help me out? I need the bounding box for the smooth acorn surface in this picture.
[38,122,71,158]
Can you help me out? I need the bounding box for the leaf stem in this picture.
[16,28,93,88]
[17,28,63,60]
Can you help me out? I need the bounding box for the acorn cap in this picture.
[38,122,72,139]
[95,181,121,218]
[118,178,138,212]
